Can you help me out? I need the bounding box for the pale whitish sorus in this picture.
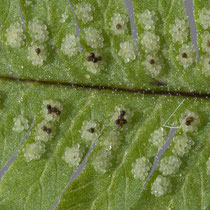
[5,22,25,48]
[197,8,210,29]
[169,18,189,44]
[199,55,210,77]
[62,144,83,168]
[59,11,69,23]
[172,134,194,157]
[61,34,80,57]
[28,19,49,43]
[151,175,171,197]
[200,31,210,54]
[35,120,54,142]
[27,43,48,66]
[176,43,196,69]
[83,59,104,74]
[159,155,182,176]
[75,3,94,24]
[92,149,112,173]
[118,40,138,63]
[110,13,129,35]
[24,0,32,7]
[131,157,152,181]
[179,109,200,133]
[13,115,29,132]
[23,142,45,162]
[149,127,167,149]
[140,31,160,53]
[84,27,104,49]
[137,9,157,31]
[142,54,162,77]
[99,130,121,151]
[81,120,98,141]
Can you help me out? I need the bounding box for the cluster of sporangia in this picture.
[13,100,84,168]
[5,19,49,66]
[79,106,131,173]
[131,109,206,197]
[86,52,102,63]
[13,101,210,195]
[171,9,210,76]
[196,8,210,77]
[14,103,131,171]
[115,110,127,128]
[137,10,162,77]
[21,100,62,162]
[4,3,210,77]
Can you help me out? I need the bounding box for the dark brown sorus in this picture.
[185,116,194,126]
[116,24,122,29]
[182,53,188,58]
[89,127,95,133]
[35,48,41,54]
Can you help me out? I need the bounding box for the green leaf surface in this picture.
[0,0,209,209]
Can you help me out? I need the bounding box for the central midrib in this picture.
[0,75,210,99]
